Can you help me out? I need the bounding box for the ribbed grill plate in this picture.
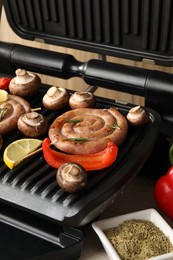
[0,84,161,227]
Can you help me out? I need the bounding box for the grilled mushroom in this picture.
[42,86,70,110]
[56,162,88,193]
[69,91,96,109]
[9,69,41,98]
[17,111,48,138]
[126,106,149,127]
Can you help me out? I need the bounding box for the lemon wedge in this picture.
[3,138,42,169]
[0,89,8,102]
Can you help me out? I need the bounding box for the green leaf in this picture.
[66,119,81,124]
[107,123,120,130]
[64,137,88,143]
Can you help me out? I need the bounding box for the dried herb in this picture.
[107,123,120,130]
[0,108,7,121]
[104,219,173,260]
[66,119,81,124]
[64,138,88,143]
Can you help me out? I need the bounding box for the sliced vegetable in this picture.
[154,166,173,221]
[0,77,11,90]
[0,89,8,102]
[42,138,118,171]
[3,138,42,169]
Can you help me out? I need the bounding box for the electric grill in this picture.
[0,0,173,259]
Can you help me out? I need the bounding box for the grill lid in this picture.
[2,0,173,66]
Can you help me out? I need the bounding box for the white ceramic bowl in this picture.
[92,208,173,260]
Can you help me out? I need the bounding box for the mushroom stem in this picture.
[42,86,70,110]
[15,69,34,84]
[21,112,44,126]
[126,105,149,126]
[69,91,96,109]
[56,162,88,193]
[9,68,41,98]
[17,111,48,137]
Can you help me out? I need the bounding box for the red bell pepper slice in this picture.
[154,166,173,220]
[0,77,11,90]
[42,138,118,171]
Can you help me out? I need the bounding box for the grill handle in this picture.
[0,42,173,135]
[145,70,173,136]
[0,42,147,96]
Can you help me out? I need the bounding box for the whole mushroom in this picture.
[56,162,88,193]
[69,91,96,109]
[42,86,70,110]
[9,69,41,98]
[126,105,149,127]
[17,111,48,138]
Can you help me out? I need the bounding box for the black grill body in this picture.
[0,83,161,259]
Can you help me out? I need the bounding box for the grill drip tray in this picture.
[0,84,161,228]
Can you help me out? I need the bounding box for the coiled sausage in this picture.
[49,107,128,154]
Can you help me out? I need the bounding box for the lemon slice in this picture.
[3,138,42,169]
[0,89,8,102]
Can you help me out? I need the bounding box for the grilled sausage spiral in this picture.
[49,107,128,154]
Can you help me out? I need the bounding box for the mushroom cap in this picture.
[69,91,96,109]
[56,162,88,193]
[9,69,41,98]
[17,111,48,138]
[126,106,149,127]
[42,86,70,110]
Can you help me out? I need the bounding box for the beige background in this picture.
[1,5,173,107]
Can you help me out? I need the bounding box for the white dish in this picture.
[92,208,173,260]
